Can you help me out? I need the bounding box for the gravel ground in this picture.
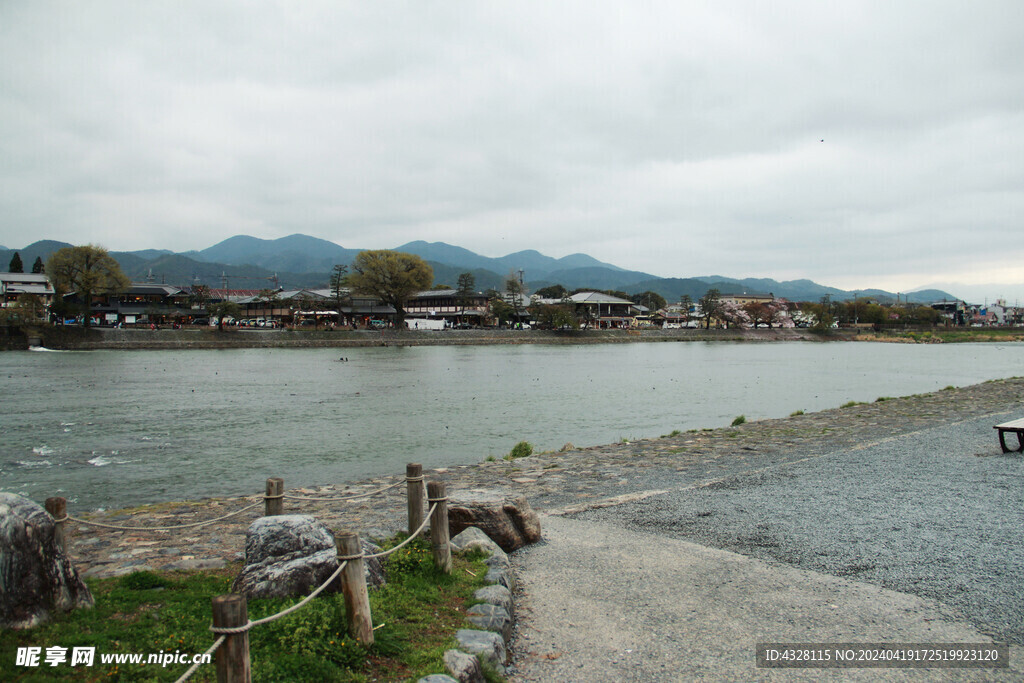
[579,413,1024,646]
[509,516,1024,682]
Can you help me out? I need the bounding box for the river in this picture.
[2,341,1022,511]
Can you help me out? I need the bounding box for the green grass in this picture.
[840,400,866,408]
[730,415,746,427]
[505,440,533,460]
[789,409,805,417]
[1,537,493,682]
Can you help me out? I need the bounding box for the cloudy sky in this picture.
[2,1,1022,300]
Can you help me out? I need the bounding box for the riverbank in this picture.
[18,325,846,350]
[63,375,1023,580]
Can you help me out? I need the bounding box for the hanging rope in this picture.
[64,501,263,531]
[172,635,226,683]
[282,479,405,502]
[363,502,437,559]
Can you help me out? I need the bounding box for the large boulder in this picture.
[232,515,385,599]
[0,493,93,629]
[447,490,541,553]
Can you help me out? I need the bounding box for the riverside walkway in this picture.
[64,377,1024,679]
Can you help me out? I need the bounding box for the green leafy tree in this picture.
[208,300,241,331]
[348,250,433,329]
[455,272,476,321]
[698,288,723,329]
[31,256,44,274]
[530,301,579,330]
[329,264,350,326]
[534,284,568,299]
[8,252,23,273]
[46,245,130,328]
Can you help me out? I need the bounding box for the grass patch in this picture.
[660,429,683,438]
[875,396,894,402]
[789,409,805,417]
[730,415,746,427]
[0,538,492,682]
[840,400,866,408]
[505,440,533,460]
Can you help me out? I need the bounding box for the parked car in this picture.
[193,318,210,326]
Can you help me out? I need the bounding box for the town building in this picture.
[0,272,55,315]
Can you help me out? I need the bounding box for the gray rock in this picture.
[448,490,541,553]
[232,516,386,598]
[473,584,513,616]
[0,493,94,629]
[455,629,506,673]
[242,515,334,564]
[485,565,513,590]
[450,527,502,556]
[484,552,509,571]
[361,539,386,589]
[466,603,512,641]
[418,675,459,683]
[443,648,484,683]
[233,547,341,599]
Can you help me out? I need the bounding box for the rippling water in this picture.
[2,342,1022,510]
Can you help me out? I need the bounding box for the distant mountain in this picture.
[424,263,504,293]
[0,240,73,270]
[1,233,965,304]
[117,253,328,290]
[531,266,652,291]
[397,241,625,280]
[195,234,361,274]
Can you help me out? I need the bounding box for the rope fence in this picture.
[42,462,452,683]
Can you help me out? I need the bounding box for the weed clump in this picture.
[731,415,746,427]
[506,441,534,459]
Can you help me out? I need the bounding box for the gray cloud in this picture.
[1,1,1021,299]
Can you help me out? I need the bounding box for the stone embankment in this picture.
[28,325,848,351]
[63,376,1022,579]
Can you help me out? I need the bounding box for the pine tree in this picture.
[31,256,44,273]
[8,252,23,273]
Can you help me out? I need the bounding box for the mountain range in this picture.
[1,234,959,304]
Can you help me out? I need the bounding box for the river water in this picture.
[2,341,1022,511]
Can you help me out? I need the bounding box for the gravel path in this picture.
[510,410,1024,681]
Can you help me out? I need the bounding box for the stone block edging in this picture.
[418,526,520,682]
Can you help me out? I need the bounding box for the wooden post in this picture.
[212,594,251,683]
[337,531,374,645]
[406,463,424,536]
[265,477,283,516]
[45,497,67,554]
[427,481,452,574]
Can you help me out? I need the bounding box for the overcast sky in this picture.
[2,1,1022,300]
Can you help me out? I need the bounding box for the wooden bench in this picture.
[994,418,1024,453]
